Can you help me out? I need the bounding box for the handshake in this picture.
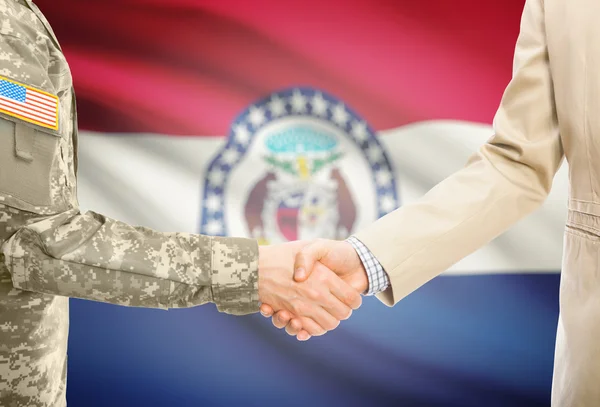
[257,239,369,341]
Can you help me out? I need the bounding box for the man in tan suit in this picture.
[261,0,595,404]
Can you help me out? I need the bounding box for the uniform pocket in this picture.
[0,116,67,214]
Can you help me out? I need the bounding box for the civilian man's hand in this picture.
[260,239,368,340]
[258,240,362,337]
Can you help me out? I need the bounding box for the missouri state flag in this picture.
[35,0,566,406]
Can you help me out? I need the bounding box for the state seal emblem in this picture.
[200,87,399,244]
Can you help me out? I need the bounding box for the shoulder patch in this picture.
[0,75,59,131]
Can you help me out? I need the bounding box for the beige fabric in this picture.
[355,0,600,405]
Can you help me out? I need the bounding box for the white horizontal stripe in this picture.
[0,95,56,121]
[0,101,55,125]
[76,121,568,275]
[378,121,567,275]
[27,90,56,105]
[0,99,55,126]
[5,95,57,117]
[0,96,56,118]
[24,95,57,112]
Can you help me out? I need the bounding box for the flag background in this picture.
[32,0,566,406]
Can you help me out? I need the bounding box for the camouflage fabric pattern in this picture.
[0,1,259,405]
[3,210,259,312]
[0,0,75,215]
[0,206,69,407]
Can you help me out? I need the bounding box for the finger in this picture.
[260,304,274,317]
[297,330,311,341]
[310,263,358,317]
[294,239,332,282]
[322,294,353,321]
[322,264,362,310]
[296,317,326,337]
[285,318,303,336]
[271,310,292,329]
[304,305,340,332]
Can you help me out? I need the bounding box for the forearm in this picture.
[1,208,259,314]
[355,151,554,305]
[356,0,563,306]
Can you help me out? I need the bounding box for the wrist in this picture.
[355,263,369,294]
[210,236,259,315]
[341,240,369,293]
[257,245,268,303]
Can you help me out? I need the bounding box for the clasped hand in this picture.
[258,239,368,341]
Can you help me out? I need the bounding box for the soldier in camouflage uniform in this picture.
[0,1,362,405]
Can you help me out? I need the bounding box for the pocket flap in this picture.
[14,122,35,162]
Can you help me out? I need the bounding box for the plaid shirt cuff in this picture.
[346,236,390,296]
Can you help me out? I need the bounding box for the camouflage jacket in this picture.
[0,1,259,406]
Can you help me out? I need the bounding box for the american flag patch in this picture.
[0,76,59,131]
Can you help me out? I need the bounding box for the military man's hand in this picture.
[258,241,362,337]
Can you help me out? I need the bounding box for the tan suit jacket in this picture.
[355,0,598,405]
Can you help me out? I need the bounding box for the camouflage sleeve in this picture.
[1,209,259,315]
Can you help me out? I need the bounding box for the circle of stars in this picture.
[201,87,399,236]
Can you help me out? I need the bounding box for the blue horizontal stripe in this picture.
[67,273,560,407]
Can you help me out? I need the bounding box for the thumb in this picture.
[294,239,332,282]
[348,273,368,293]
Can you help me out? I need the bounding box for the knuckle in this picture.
[315,290,327,303]
[290,300,305,316]
[317,271,328,283]
[306,288,320,301]
[345,292,359,306]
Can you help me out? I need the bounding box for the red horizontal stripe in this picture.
[0,97,56,122]
[7,96,57,116]
[25,98,57,113]
[28,90,56,103]
[27,92,57,108]
[0,98,56,126]
[35,0,524,135]
[0,105,55,126]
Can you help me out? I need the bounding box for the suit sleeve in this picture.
[354,0,564,306]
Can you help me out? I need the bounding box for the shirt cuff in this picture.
[346,236,390,296]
